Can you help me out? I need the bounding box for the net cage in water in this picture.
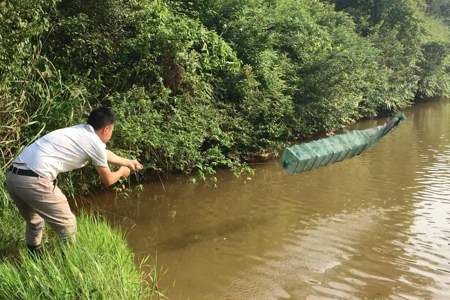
[280,113,406,174]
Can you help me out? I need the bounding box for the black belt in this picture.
[8,166,39,177]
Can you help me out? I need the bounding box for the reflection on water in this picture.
[82,100,450,299]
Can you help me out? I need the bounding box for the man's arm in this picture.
[106,150,143,171]
[95,166,131,187]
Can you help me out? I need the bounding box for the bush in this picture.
[2,0,448,183]
[417,41,450,98]
[329,0,450,103]
[175,0,387,134]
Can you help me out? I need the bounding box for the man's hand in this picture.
[96,166,131,187]
[119,166,131,178]
[107,150,143,171]
[126,159,143,171]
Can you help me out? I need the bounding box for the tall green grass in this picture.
[0,214,159,299]
[1,171,159,299]
[0,208,23,258]
[0,173,24,256]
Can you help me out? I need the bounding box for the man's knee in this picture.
[54,214,77,243]
[29,217,44,230]
[27,212,45,229]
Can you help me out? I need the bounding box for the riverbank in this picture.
[0,174,159,299]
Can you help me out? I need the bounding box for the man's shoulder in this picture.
[55,124,96,136]
[71,124,106,149]
[45,124,97,143]
[67,124,91,132]
[47,124,87,134]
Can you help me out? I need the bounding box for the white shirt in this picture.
[13,124,108,180]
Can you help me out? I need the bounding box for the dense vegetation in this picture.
[427,0,450,25]
[0,0,448,298]
[1,0,449,183]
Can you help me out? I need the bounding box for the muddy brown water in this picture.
[82,100,450,299]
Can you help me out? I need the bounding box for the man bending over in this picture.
[6,106,143,253]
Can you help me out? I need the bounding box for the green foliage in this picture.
[1,0,449,186]
[426,0,450,25]
[0,214,157,299]
[329,0,424,105]
[0,207,22,257]
[422,12,450,43]
[1,0,54,165]
[175,0,390,133]
[1,0,244,185]
[328,0,450,101]
[419,3,450,98]
[417,42,450,97]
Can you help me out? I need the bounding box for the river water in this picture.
[84,100,450,299]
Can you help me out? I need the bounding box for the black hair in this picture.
[87,106,116,130]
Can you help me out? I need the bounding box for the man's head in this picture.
[88,106,116,143]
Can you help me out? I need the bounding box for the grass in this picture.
[0,213,160,299]
[0,172,160,300]
[0,208,23,259]
[0,172,23,257]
